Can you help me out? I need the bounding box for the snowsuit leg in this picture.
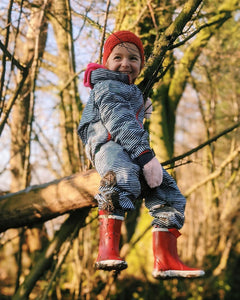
[94,141,185,229]
[94,141,141,214]
[144,168,186,229]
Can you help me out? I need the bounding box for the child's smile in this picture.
[105,42,142,84]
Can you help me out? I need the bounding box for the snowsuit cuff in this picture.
[135,149,155,168]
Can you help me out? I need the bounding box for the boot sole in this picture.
[95,260,128,271]
[152,269,205,279]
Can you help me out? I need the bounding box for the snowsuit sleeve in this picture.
[94,80,154,163]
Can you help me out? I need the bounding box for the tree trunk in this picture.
[0,169,100,233]
[49,0,83,175]
[10,0,49,192]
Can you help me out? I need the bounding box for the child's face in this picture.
[105,42,142,84]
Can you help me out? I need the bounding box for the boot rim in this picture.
[152,227,169,232]
[152,269,205,278]
[95,259,128,270]
[99,215,124,220]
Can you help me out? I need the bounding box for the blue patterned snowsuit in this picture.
[78,67,186,229]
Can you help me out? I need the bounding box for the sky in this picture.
[0,0,117,192]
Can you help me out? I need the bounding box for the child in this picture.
[78,31,204,278]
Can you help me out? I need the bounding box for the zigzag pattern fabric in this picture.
[94,141,185,229]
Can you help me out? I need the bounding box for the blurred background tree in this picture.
[0,0,239,299]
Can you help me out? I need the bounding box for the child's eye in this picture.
[114,56,121,60]
[130,56,139,61]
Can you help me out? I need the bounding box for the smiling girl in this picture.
[78,31,204,278]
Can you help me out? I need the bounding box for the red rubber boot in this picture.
[152,227,205,278]
[95,210,128,271]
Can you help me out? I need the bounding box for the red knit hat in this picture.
[102,31,144,68]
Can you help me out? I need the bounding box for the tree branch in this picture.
[168,15,231,50]
[98,0,111,64]
[0,169,99,233]
[0,64,31,136]
[139,0,203,97]
[162,121,240,166]
[0,39,29,73]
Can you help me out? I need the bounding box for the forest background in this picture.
[0,0,239,299]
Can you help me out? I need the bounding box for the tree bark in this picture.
[0,169,100,233]
[10,0,49,192]
[50,0,83,175]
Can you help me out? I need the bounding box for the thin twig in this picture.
[185,145,240,197]
[147,0,159,39]
[0,40,28,73]
[0,61,31,136]
[168,15,231,50]
[0,0,13,107]
[99,0,111,63]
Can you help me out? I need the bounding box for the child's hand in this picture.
[144,97,153,119]
[143,157,163,188]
